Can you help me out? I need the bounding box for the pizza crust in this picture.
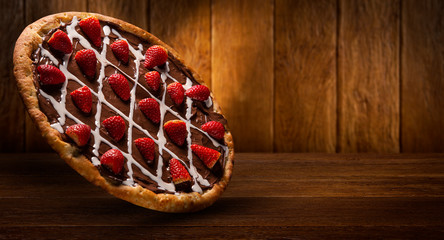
[13,12,234,213]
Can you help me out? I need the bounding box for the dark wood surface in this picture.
[2,0,444,153]
[1,153,443,239]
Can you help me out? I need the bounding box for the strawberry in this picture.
[185,85,210,101]
[47,30,72,54]
[110,40,129,64]
[79,16,102,47]
[138,98,160,124]
[144,71,161,92]
[144,45,168,69]
[169,158,191,185]
[70,86,92,113]
[163,120,187,146]
[37,65,66,85]
[134,138,155,163]
[201,121,225,140]
[100,149,125,175]
[108,73,130,101]
[102,116,126,141]
[190,144,221,169]
[75,49,97,78]
[167,82,185,105]
[66,124,91,147]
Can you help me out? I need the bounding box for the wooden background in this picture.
[1,0,443,153]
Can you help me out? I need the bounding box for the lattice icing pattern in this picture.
[34,16,229,194]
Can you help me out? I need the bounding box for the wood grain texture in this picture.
[24,0,88,152]
[150,0,211,87]
[338,0,400,153]
[2,153,444,198]
[1,153,444,238]
[0,0,26,152]
[212,0,274,152]
[401,0,444,152]
[88,0,149,31]
[274,0,337,152]
[1,226,444,240]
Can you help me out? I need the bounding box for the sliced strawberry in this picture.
[169,158,191,185]
[75,49,97,78]
[37,65,66,85]
[167,82,185,105]
[144,71,161,92]
[201,121,225,140]
[144,45,168,69]
[134,138,155,163]
[138,98,160,124]
[163,120,187,146]
[110,40,129,64]
[100,149,125,175]
[79,16,102,47]
[108,73,130,101]
[185,85,210,101]
[66,124,91,147]
[48,30,72,54]
[190,144,221,169]
[102,116,126,141]
[70,86,92,113]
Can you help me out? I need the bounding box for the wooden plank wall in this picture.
[1,0,443,153]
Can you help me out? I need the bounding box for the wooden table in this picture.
[1,153,443,239]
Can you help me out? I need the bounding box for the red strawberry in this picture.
[110,40,129,64]
[47,30,72,54]
[100,149,125,174]
[201,121,225,140]
[144,71,161,92]
[169,158,191,185]
[79,16,102,47]
[163,120,187,146]
[66,124,91,147]
[138,98,160,123]
[167,82,185,105]
[108,73,130,101]
[134,138,155,163]
[190,144,221,169]
[102,116,126,141]
[75,49,97,78]
[144,45,168,69]
[185,85,210,101]
[70,86,92,113]
[37,65,66,85]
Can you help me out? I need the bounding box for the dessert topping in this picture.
[138,98,160,124]
[79,17,102,47]
[190,144,221,169]
[144,45,168,69]
[110,39,129,64]
[201,121,225,140]
[70,86,92,113]
[169,158,191,185]
[134,137,156,164]
[185,85,210,102]
[108,73,131,101]
[48,29,72,54]
[75,49,97,78]
[164,120,187,146]
[102,116,126,141]
[144,71,161,92]
[100,149,125,174]
[37,64,66,85]
[66,124,91,147]
[167,82,185,105]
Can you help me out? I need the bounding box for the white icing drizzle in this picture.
[37,16,228,194]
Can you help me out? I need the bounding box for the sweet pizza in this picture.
[13,12,234,212]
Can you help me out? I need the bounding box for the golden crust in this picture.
[13,12,234,213]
